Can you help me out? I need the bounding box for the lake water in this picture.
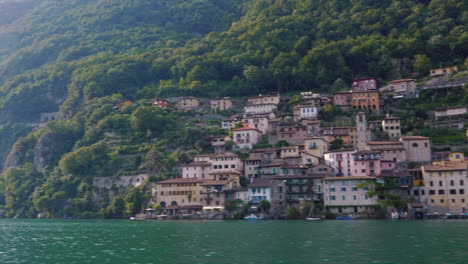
[0,219,466,264]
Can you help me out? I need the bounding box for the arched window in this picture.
[160,202,166,207]
[412,143,418,147]
[171,201,178,206]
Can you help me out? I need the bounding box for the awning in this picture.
[203,206,224,210]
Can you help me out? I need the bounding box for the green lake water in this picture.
[0,219,466,264]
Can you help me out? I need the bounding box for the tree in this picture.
[413,54,432,75]
[258,200,271,214]
[329,139,344,150]
[275,140,289,148]
[286,206,300,219]
[111,197,125,217]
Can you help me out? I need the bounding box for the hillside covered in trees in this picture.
[0,0,466,218]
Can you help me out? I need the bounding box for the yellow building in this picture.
[154,178,207,215]
[447,152,465,162]
[430,66,458,77]
[176,97,200,110]
[351,90,380,111]
[422,162,467,214]
[209,170,242,187]
[303,137,328,157]
[210,97,233,111]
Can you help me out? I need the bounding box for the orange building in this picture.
[351,90,380,111]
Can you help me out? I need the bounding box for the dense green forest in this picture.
[0,0,466,218]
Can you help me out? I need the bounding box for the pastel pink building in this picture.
[352,78,377,91]
[351,150,382,177]
[324,148,356,176]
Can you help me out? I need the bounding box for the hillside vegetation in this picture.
[0,0,465,218]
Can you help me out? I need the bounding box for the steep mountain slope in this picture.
[0,0,465,218]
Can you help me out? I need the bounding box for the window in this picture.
[440,199,444,203]
[330,187,336,192]
[429,190,435,195]
[439,181,443,187]
[461,180,464,186]
[451,199,455,203]
[438,190,445,195]
[450,180,454,186]
[341,187,347,192]
[430,181,433,186]
[352,187,357,191]
[365,194,368,200]
[449,189,456,195]
[353,195,357,200]
[331,196,336,201]
[459,189,465,194]
[412,143,418,147]
[342,195,346,200]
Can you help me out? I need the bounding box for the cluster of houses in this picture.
[146,77,467,219]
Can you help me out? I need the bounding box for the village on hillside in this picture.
[106,66,467,220]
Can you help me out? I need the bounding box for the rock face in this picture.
[3,142,20,171]
[33,132,56,171]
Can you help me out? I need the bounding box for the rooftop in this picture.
[233,126,262,132]
[184,161,212,167]
[324,176,376,181]
[157,178,208,184]
[325,148,356,154]
[249,178,273,188]
[367,141,403,145]
[423,162,467,172]
[388,79,416,84]
[400,136,430,140]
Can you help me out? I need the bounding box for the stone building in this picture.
[400,136,432,163]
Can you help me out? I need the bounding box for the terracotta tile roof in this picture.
[259,162,284,168]
[400,136,430,140]
[209,170,242,175]
[423,162,467,172]
[157,178,208,184]
[249,178,273,188]
[324,176,376,181]
[233,126,261,132]
[367,141,403,145]
[388,79,416,84]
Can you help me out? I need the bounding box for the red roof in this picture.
[233,126,261,132]
[388,79,415,84]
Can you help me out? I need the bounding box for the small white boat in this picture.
[244,214,262,220]
[129,217,136,220]
[306,217,322,221]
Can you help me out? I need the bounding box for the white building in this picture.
[242,114,272,135]
[247,93,280,105]
[184,152,244,179]
[248,178,274,204]
[293,104,318,121]
[323,176,379,215]
[381,116,401,139]
[232,126,262,150]
[244,103,277,115]
[324,148,356,176]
